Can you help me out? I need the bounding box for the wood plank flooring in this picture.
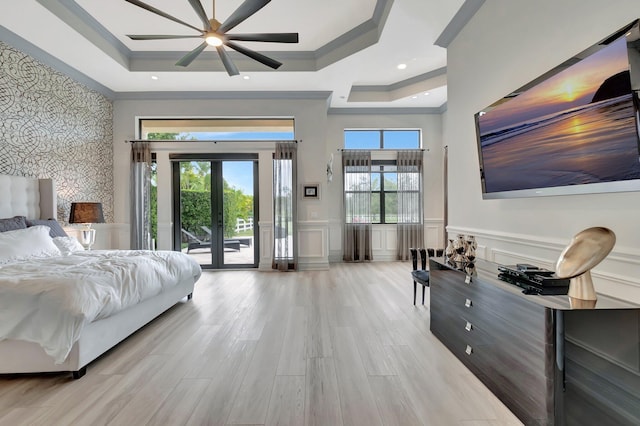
[0,262,523,426]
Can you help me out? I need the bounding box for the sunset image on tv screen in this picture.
[477,36,640,194]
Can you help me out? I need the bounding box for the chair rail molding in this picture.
[447,225,640,303]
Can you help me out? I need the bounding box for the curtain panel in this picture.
[130,142,152,250]
[273,142,298,271]
[397,150,424,260]
[343,150,373,262]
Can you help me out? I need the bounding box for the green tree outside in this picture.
[144,132,253,244]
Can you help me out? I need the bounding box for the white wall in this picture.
[445,0,640,302]
[112,97,329,270]
[325,112,445,261]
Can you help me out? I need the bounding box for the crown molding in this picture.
[0,25,115,99]
[328,107,443,115]
[348,67,447,102]
[434,0,486,48]
[36,0,395,73]
[114,91,332,101]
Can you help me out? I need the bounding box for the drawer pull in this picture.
[465,345,473,355]
[464,298,472,308]
[465,322,473,331]
[465,275,472,284]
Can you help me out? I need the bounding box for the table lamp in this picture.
[69,202,105,250]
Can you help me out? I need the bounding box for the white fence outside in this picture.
[235,218,254,233]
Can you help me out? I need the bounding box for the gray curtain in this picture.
[343,150,373,262]
[397,150,424,260]
[130,142,152,250]
[273,142,297,271]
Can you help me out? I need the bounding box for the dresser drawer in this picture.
[475,344,553,422]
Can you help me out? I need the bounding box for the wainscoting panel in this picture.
[258,221,273,271]
[447,225,640,304]
[329,218,445,263]
[298,220,329,270]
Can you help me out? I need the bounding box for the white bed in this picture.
[0,175,201,378]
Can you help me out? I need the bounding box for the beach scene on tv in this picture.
[477,36,640,194]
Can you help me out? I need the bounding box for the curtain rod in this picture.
[126,139,300,144]
[336,148,426,151]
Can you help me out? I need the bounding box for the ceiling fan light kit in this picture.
[124,0,299,76]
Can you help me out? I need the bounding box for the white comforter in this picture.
[0,250,201,363]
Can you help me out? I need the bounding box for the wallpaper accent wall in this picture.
[0,41,113,222]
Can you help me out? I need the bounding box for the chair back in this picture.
[410,248,418,270]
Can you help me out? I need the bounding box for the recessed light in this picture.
[411,96,418,99]
[397,63,407,70]
[151,75,158,80]
[424,92,430,96]
[243,75,250,80]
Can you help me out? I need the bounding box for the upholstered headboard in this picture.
[0,175,57,220]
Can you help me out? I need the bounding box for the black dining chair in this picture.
[411,248,443,305]
[411,248,429,305]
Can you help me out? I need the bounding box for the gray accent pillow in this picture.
[0,216,27,232]
[26,219,68,238]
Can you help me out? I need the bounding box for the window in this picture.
[344,129,421,150]
[344,160,399,224]
[140,118,295,141]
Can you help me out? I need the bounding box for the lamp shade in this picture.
[69,202,105,224]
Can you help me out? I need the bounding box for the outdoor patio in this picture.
[182,236,255,265]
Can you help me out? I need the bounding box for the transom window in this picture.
[344,129,421,150]
[140,118,295,141]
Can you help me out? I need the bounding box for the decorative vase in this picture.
[466,235,477,251]
[465,245,476,263]
[445,239,455,258]
[453,235,468,262]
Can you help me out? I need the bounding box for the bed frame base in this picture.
[0,279,195,378]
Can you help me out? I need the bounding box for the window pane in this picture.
[371,173,381,190]
[344,172,371,191]
[383,173,397,190]
[371,193,380,223]
[397,193,421,223]
[383,130,420,149]
[398,172,420,190]
[344,130,380,149]
[385,193,397,223]
[345,193,371,223]
[141,118,295,141]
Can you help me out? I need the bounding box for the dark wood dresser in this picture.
[429,258,640,426]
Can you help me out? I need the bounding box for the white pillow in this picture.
[0,225,61,264]
[53,236,85,255]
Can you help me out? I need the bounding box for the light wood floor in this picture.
[0,262,523,426]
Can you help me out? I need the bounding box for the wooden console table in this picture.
[429,257,640,425]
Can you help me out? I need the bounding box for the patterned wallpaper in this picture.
[0,41,113,222]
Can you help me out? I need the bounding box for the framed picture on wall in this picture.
[302,183,320,199]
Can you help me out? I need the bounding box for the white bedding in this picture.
[0,250,201,363]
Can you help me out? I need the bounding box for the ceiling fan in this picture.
[124,0,299,76]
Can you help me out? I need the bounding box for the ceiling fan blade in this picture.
[128,34,203,40]
[124,0,203,33]
[225,33,299,43]
[176,41,209,67]
[187,0,212,31]
[225,40,282,69]
[215,46,240,76]
[218,0,270,33]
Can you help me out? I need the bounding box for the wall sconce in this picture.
[69,202,105,250]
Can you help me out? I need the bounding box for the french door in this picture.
[172,154,258,269]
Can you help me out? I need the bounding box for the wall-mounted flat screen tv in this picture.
[475,19,640,199]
